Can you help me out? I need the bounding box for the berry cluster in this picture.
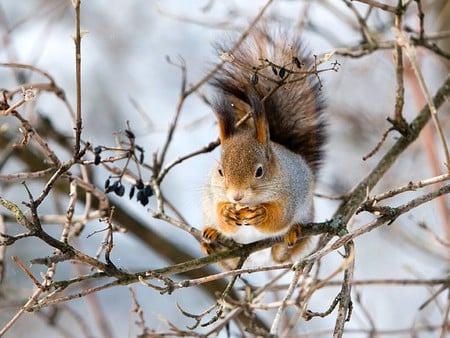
[92,127,152,207]
[104,178,153,206]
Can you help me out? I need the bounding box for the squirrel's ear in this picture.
[213,94,236,142]
[249,94,269,145]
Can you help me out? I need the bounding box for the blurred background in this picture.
[0,1,449,337]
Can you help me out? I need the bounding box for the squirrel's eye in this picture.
[217,168,224,177]
[255,165,264,178]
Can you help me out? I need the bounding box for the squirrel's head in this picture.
[213,93,275,205]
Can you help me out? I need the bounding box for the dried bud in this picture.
[136,145,145,164]
[125,129,135,139]
[22,87,36,102]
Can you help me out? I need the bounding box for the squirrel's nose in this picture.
[232,192,244,202]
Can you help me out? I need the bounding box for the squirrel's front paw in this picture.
[202,227,220,242]
[221,203,243,226]
[201,227,221,255]
[239,205,267,226]
[220,203,267,227]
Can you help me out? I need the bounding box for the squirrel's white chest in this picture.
[229,225,285,244]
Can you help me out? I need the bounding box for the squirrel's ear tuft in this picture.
[249,94,269,146]
[213,94,236,142]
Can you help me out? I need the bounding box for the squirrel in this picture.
[201,27,326,266]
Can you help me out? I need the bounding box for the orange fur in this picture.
[216,201,290,235]
[254,202,287,234]
[271,237,310,263]
[203,203,309,263]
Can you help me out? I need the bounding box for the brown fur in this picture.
[212,27,326,175]
[203,27,325,266]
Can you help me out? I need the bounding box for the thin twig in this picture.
[72,0,82,159]
[174,263,291,290]
[0,168,54,181]
[61,178,77,244]
[342,0,377,45]
[439,288,449,338]
[129,287,150,336]
[270,269,301,335]
[0,283,45,336]
[365,173,450,203]
[390,3,408,134]
[362,127,395,161]
[333,241,355,337]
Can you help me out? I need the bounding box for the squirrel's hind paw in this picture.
[283,224,303,248]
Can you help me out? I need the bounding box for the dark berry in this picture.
[94,146,102,154]
[94,154,101,165]
[114,182,125,196]
[144,185,153,197]
[129,185,135,199]
[104,178,110,189]
[106,180,118,194]
[135,179,144,190]
[137,190,149,206]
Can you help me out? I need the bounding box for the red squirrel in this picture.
[202,27,326,264]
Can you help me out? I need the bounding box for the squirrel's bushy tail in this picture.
[211,27,326,175]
